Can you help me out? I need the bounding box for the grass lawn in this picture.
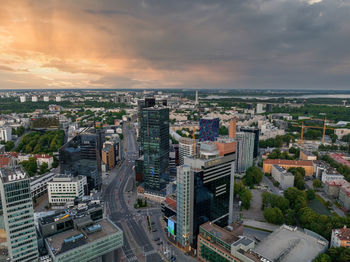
[308,198,331,216]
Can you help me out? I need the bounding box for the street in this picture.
[102,123,164,262]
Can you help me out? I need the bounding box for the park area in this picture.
[307,197,331,216]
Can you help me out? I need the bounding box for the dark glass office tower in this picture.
[59,130,104,190]
[137,97,156,155]
[240,126,259,158]
[141,106,169,191]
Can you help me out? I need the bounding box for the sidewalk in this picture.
[243,219,279,232]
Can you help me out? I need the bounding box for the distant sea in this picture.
[204,94,350,100]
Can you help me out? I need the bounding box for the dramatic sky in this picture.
[0,0,350,90]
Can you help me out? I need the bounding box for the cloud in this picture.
[0,0,349,89]
[0,65,14,71]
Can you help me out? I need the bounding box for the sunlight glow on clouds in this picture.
[0,0,349,90]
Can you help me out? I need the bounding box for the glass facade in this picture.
[59,131,104,190]
[52,231,123,262]
[140,107,169,191]
[240,127,259,158]
[193,166,230,240]
[0,169,38,262]
[199,244,231,262]
[199,118,220,142]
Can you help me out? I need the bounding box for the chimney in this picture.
[229,119,236,139]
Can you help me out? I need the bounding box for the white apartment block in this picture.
[32,96,38,102]
[271,165,294,189]
[0,126,12,142]
[43,96,50,102]
[19,95,26,103]
[321,170,344,183]
[48,175,87,205]
[179,137,196,165]
[30,172,56,198]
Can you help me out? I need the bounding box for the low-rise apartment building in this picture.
[263,159,314,176]
[48,175,87,206]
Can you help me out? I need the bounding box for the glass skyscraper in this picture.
[140,106,169,191]
[59,130,104,191]
[239,126,259,158]
[235,132,255,174]
[0,167,38,262]
[199,118,219,142]
[182,141,235,248]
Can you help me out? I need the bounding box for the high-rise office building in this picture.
[137,97,156,154]
[199,118,219,142]
[235,132,255,174]
[256,103,264,114]
[179,140,235,248]
[229,119,236,139]
[59,130,104,191]
[140,103,169,191]
[266,103,273,112]
[0,167,38,262]
[176,165,194,248]
[240,126,259,158]
[179,137,197,165]
[195,91,199,105]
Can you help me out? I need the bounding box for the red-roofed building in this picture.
[331,226,350,248]
[325,179,350,211]
[263,159,314,176]
[34,154,54,168]
[0,156,11,168]
[330,153,350,168]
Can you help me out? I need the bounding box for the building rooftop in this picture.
[0,166,28,183]
[264,159,314,166]
[200,222,239,245]
[254,225,328,262]
[325,179,350,187]
[332,226,350,241]
[330,153,350,168]
[50,174,85,183]
[301,150,315,157]
[46,219,119,256]
[40,202,101,225]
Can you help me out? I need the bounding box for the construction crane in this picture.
[292,116,334,144]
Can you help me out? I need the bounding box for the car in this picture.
[152,229,157,232]
[151,222,155,225]
[153,237,160,241]
[157,242,161,245]
[170,256,176,261]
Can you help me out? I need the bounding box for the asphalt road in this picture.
[102,123,164,262]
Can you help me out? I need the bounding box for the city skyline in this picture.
[1,0,350,90]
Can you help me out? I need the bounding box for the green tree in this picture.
[240,188,252,209]
[284,187,306,211]
[244,166,263,186]
[219,126,228,135]
[20,157,37,176]
[5,141,14,151]
[294,173,305,190]
[52,156,59,168]
[285,209,296,225]
[264,207,284,224]
[306,189,315,200]
[313,179,322,189]
[313,253,331,262]
[39,162,49,174]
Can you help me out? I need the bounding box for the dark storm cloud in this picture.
[1,0,349,89]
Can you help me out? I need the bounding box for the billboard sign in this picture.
[168,219,175,236]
